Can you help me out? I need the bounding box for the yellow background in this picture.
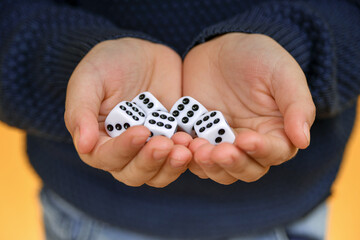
[0,99,359,239]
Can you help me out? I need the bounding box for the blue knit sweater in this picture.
[1,0,360,238]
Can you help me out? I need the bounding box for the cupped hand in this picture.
[183,33,316,184]
[64,38,192,188]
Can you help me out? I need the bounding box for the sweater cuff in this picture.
[186,2,336,118]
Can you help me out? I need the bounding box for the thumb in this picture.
[272,58,316,149]
[65,65,103,154]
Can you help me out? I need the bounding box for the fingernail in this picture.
[170,157,187,168]
[152,149,169,161]
[303,122,310,145]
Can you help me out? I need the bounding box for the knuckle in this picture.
[269,157,283,166]
[101,164,122,172]
[190,169,209,179]
[191,170,208,179]
[124,181,144,187]
[135,160,161,174]
[268,156,288,167]
[197,174,210,179]
[242,169,268,183]
[217,178,237,185]
[189,164,209,179]
[111,172,144,187]
[232,158,249,173]
[259,161,272,168]
[242,174,263,183]
[242,177,259,183]
[289,148,299,160]
[146,180,169,188]
[88,161,105,170]
[212,172,238,185]
[80,156,105,170]
[193,156,203,165]
[268,145,298,167]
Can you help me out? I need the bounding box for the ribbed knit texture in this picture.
[0,0,161,141]
[188,0,360,118]
[1,0,360,238]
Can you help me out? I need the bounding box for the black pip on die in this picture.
[132,92,168,115]
[105,101,146,138]
[194,111,235,145]
[144,111,178,139]
[170,96,207,136]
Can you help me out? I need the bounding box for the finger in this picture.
[211,143,269,183]
[272,58,316,149]
[188,138,209,179]
[194,143,237,185]
[235,129,298,167]
[81,126,150,171]
[146,145,192,188]
[65,63,104,154]
[171,132,193,147]
[283,102,315,149]
[188,163,209,179]
[110,136,173,187]
[188,137,210,153]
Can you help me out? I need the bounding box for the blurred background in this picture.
[0,99,359,240]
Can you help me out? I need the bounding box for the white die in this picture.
[132,92,168,115]
[105,101,146,138]
[144,111,178,139]
[194,111,235,145]
[170,96,207,136]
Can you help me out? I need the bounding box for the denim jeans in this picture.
[40,187,328,240]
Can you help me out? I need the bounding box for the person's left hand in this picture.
[182,33,316,184]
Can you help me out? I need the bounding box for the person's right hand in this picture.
[64,38,192,188]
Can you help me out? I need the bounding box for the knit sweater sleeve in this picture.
[0,0,159,142]
[186,0,360,118]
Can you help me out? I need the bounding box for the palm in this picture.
[79,38,182,144]
[184,33,288,139]
[183,33,315,184]
[65,38,193,188]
